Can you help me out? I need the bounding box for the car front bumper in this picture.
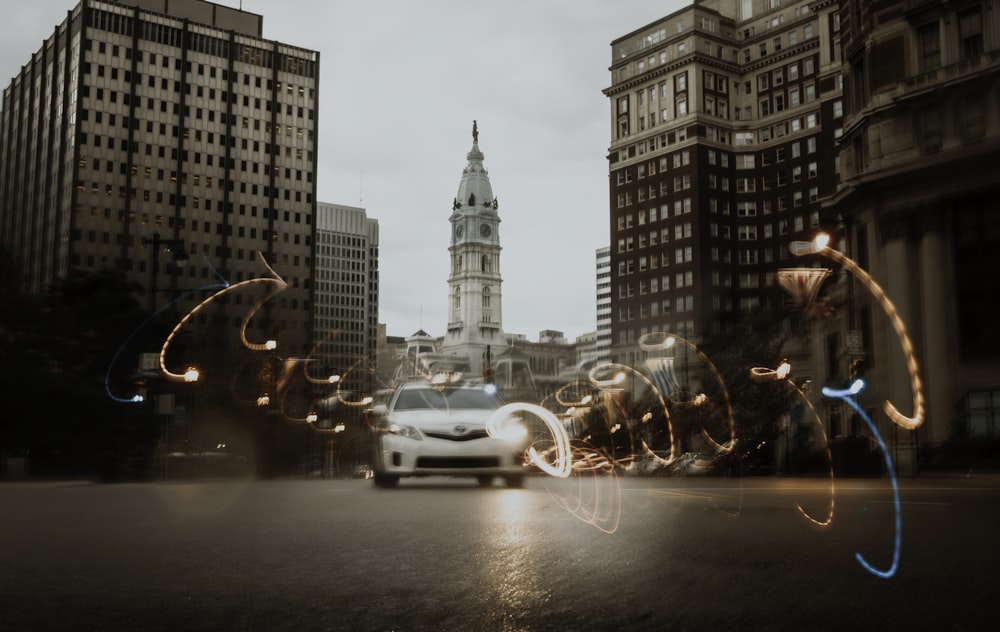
[375,433,526,477]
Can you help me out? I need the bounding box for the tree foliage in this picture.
[696,308,798,461]
[0,268,155,478]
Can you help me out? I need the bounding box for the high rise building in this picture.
[0,0,319,356]
[607,0,1000,469]
[595,246,612,363]
[605,0,842,371]
[313,202,379,397]
[439,121,505,377]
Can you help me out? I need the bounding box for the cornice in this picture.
[603,38,821,97]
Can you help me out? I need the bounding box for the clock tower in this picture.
[441,121,504,376]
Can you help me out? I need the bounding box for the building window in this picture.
[918,105,943,152]
[918,22,941,71]
[960,93,986,140]
[959,8,983,60]
[956,203,1000,360]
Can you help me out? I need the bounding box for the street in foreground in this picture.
[1,474,997,631]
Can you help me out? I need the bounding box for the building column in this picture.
[917,209,954,450]
[877,210,918,473]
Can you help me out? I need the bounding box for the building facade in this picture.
[594,246,612,364]
[830,0,1000,465]
[0,0,319,357]
[608,0,1000,469]
[314,202,379,397]
[605,0,842,373]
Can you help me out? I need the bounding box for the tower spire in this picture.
[442,121,504,375]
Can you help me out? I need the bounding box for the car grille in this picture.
[416,457,500,469]
[422,429,490,441]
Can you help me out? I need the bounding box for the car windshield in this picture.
[393,386,500,411]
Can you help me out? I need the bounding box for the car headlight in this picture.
[488,416,528,444]
[385,422,422,441]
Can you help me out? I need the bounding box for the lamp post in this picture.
[141,231,189,312]
[141,232,189,479]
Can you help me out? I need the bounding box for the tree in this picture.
[0,268,156,479]
[696,308,798,474]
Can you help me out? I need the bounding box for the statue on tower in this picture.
[473,120,478,143]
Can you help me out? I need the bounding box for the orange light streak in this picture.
[791,235,925,430]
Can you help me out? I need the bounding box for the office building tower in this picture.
[0,0,319,357]
[595,246,612,363]
[313,202,379,397]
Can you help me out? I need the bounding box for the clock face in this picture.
[455,225,464,238]
[480,224,492,238]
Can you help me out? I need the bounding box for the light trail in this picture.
[639,332,737,456]
[487,402,572,478]
[823,380,902,579]
[104,276,229,402]
[791,234,924,430]
[588,362,677,468]
[543,443,621,534]
[751,362,835,527]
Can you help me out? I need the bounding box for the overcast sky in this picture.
[1,0,688,341]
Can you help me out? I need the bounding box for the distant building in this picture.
[314,202,379,397]
[0,0,319,356]
[439,121,507,378]
[595,246,612,363]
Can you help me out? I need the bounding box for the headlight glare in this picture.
[387,423,422,441]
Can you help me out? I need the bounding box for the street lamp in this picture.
[141,231,189,312]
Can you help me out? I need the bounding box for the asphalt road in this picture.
[1,474,997,631]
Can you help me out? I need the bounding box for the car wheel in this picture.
[373,472,399,488]
[476,475,494,487]
[504,474,524,488]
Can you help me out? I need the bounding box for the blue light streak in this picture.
[822,379,901,579]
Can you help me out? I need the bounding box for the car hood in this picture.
[386,408,497,429]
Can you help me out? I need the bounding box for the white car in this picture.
[370,381,528,488]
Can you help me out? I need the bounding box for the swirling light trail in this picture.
[588,362,677,468]
[823,380,901,579]
[237,253,289,352]
[751,361,835,527]
[638,332,736,456]
[159,252,286,382]
[487,402,573,478]
[543,444,621,534]
[104,275,230,402]
[791,234,924,430]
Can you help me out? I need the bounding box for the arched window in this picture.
[482,286,491,308]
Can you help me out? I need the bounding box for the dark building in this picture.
[830,0,1000,468]
[607,0,1000,471]
[0,0,319,357]
[605,0,842,367]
